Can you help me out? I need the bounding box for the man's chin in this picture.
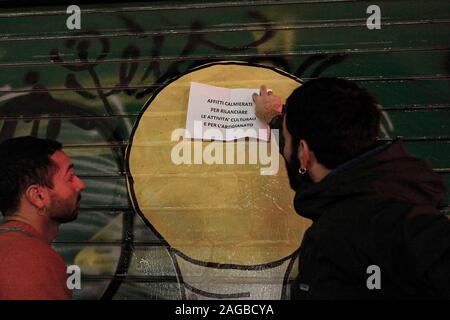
[65,210,79,223]
[53,210,78,224]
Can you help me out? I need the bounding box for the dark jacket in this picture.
[292,139,450,299]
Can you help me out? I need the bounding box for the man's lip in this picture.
[76,195,82,207]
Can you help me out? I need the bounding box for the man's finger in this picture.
[260,85,268,95]
[252,92,259,102]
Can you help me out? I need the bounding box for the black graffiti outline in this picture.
[126,61,304,300]
[0,72,118,142]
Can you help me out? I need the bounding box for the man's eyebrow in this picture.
[64,163,74,175]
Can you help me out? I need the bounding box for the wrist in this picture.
[267,112,281,123]
[268,113,283,130]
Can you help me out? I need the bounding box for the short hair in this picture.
[285,77,381,169]
[0,136,62,216]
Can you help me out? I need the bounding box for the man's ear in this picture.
[24,185,46,209]
[297,139,312,169]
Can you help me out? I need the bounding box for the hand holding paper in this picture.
[252,85,283,124]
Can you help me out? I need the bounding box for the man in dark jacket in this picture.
[253,78,450,299]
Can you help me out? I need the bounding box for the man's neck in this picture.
[309,163,331,183]
[5,213,59,244]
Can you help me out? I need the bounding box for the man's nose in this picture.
[76,176,86,192]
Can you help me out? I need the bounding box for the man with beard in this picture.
[253,78,450,299]
[0,136,85,299]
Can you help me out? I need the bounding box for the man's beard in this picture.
[284,147,314,192]
[48,194,81,224]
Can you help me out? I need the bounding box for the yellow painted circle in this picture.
[128,62,311,265]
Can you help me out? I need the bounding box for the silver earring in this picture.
[299,167,307,174]
[38,207,46,216]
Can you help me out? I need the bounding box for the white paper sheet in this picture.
[185,82,270,141]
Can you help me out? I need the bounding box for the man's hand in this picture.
[252,85,283,124]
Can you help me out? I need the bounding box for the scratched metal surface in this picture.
[0,0,449,299]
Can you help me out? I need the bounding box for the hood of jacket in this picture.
[294,139,445,220]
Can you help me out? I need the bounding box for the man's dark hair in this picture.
[285,77,381,170]
[0,136,62,216]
